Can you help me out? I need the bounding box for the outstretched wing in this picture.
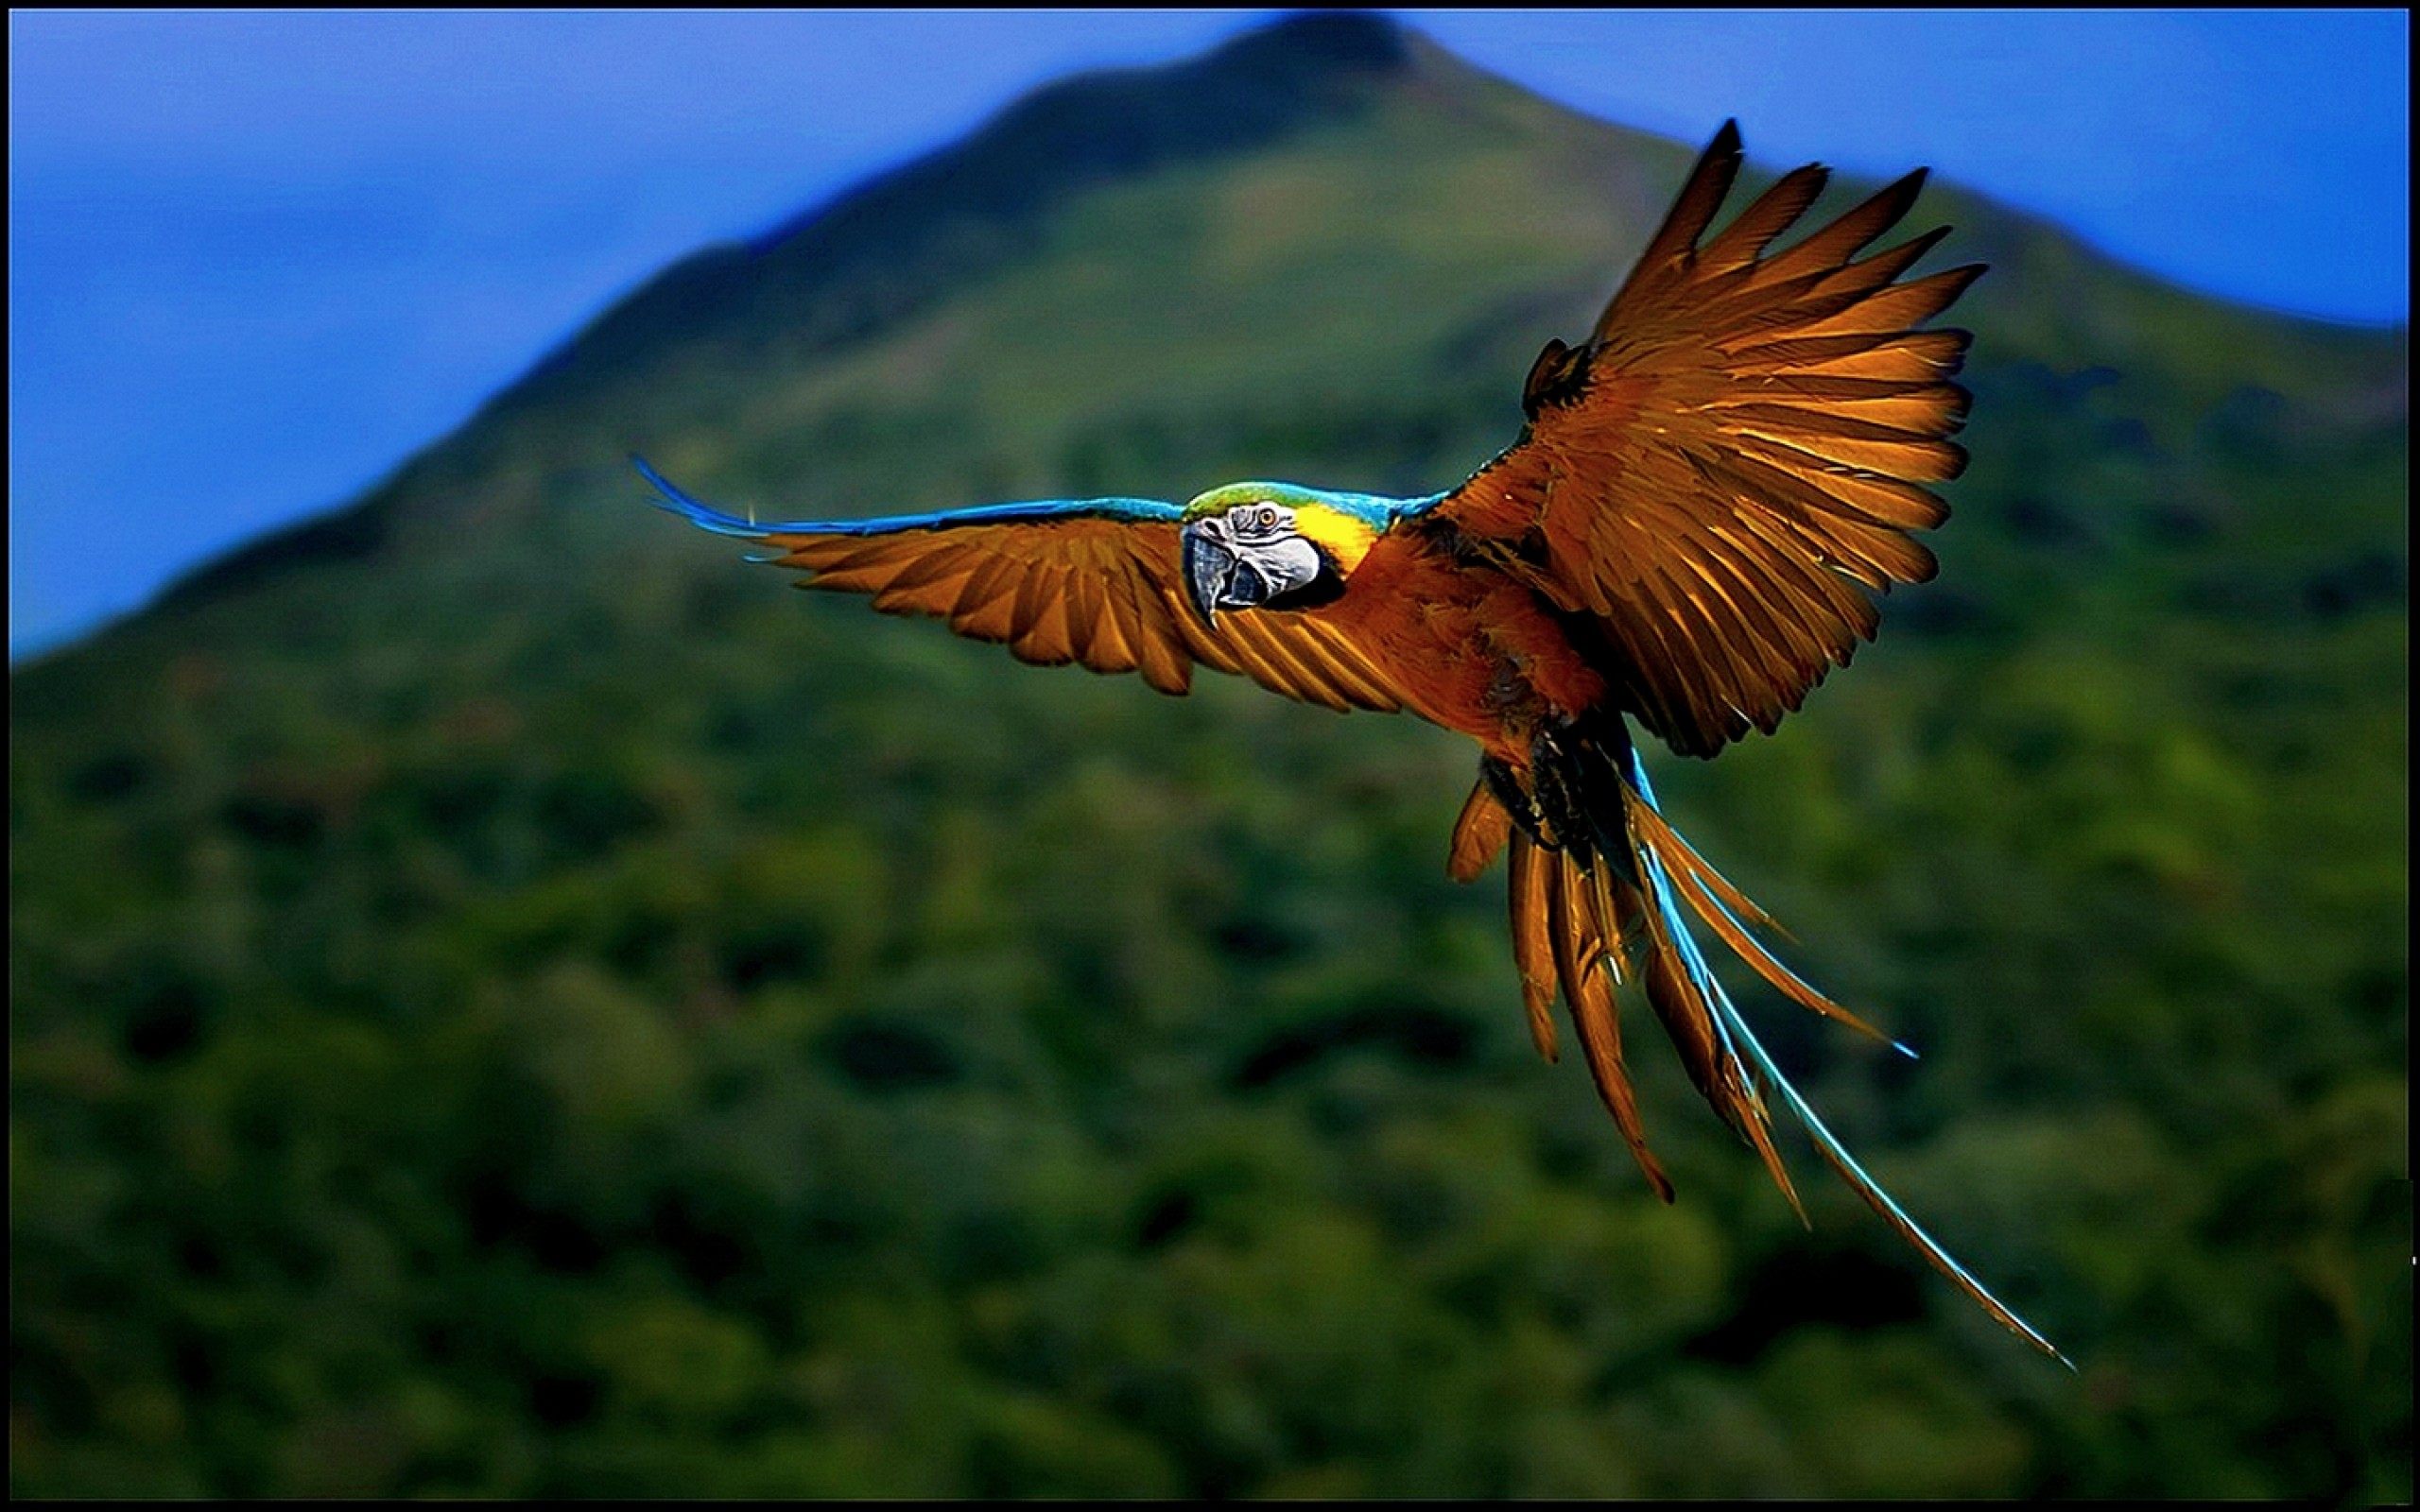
[641,459,1406,713]
[1437,121,1978,757]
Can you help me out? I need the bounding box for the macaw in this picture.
[644,122,2065,1363]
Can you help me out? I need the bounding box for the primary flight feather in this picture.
[644,121,2066,1365]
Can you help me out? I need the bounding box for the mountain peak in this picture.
[1196,10,1415,81]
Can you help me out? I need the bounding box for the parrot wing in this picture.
[1436,120,1978,758]
[639,459,1406,713]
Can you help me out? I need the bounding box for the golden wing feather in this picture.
[638,467,1405,713]
[1443,121,1979,757]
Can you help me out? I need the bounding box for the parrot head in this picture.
[1179,482,1389,625]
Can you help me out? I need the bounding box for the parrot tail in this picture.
[1474,713,2068,1365]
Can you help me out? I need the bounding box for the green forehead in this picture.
[1181,481,1397,527]
[1183,482,1316,520]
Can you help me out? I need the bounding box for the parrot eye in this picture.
[1221,502,1290,539]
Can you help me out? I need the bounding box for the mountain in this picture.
[10,11,2408,1499]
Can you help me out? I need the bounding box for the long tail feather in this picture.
[1506,834,1562,1063]
[1545,850,1673,1202]
[1627,794,1912,1056]
[1618,743,2070,1366]
[1457,719,2065,1362]
[1630,844,1806,1221]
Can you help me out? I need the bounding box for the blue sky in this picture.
[9,9,2409,657]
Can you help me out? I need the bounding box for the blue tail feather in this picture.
[1693,885,1921,1061]
[1623,744,2070,1367]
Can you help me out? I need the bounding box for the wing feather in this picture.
[641,459,1403,713]
[1438,126,1977,756]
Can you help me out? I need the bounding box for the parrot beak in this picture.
[1182,521,1237,627]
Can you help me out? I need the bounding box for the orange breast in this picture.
[1308,531,1606,760]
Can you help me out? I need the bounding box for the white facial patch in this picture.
[1250,532,1324,596]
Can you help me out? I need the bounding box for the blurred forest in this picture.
[9,13,2410,1500]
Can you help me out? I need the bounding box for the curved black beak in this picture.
[1182,522,1236,626]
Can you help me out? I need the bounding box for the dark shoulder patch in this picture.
[1521,338,1592,417]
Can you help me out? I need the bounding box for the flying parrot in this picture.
[643,122,2066,1364]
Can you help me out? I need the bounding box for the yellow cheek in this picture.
[1292,505,1376,573]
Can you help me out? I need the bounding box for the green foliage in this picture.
[9,19,2409,1499]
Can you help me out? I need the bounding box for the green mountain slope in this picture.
[11,12,2408,1498]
